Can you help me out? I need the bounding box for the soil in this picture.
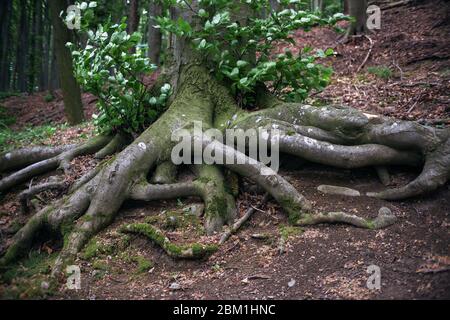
[0,0,449,300]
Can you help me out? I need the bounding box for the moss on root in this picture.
[120,223,218,259]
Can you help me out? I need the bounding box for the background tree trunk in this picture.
[348,0,368,35]
[40,2,51,91]
[48,0,84,124]
[147,0,162,65]
[0,0,13,91]
[16,0,30,92]
[311,0,324,11]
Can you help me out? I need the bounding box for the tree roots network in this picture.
[0,65,449,277]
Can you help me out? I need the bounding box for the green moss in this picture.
[367,66,392,80]
[121,223,217,259]
[278,196,303,224]
[133,255,154,274]
[8,220,24,234]
[279,225,303,240]
[83,240,101,260]
[365,220,376,230]
[92,260,110,271]
[0,250,58,299]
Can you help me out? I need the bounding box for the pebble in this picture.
[317,185,361,197]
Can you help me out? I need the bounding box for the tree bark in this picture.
[348,0,368,35]
[0,0,13,91]
[48,0,84,124]
[147,0,162,65]
[41,2,51,90]
[16,0,29,92]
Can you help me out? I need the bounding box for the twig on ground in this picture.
[219,193,270,245]
[356,35,374,73]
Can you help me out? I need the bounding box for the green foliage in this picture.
[0,250,57,299]
[157,0,349,105]
[44,93,55,103]
[367,66,393,80]
[132,255,154,273]
[0,105,16,128]
[0,92,21,101]
[0,125,61,152]
[67,3,171,135]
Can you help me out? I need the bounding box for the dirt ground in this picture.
[0,0,449,300]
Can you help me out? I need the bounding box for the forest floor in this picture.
[0,0,449,299]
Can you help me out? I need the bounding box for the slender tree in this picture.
[48,0,84,124]
[0,0,13,91]
[16,0,29,92]
[348,0,367,34]
[147,0,162,64]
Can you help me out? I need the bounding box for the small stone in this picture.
[251,233,270,240]
[378,207,392,216]
[40,281,49,290]
[169,282,181,290]
[288,279,296,288]
[317,185,360,197]
[189,204,205,217]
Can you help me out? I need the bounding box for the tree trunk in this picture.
[0,0,13,91]
[48,0,84,124]
[40,2,51,90]
[16,0,29,92]
[343,0,349,14]
[311,0,324,11]
[1,0,449,277]
[348,0,367,35]
[34,0,44,92]
[147,0,162,65]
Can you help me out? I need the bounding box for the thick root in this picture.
[0,185,91,267]
[0,145,76,173]
[295,207,397,229]
[368,138,450,199]
[278,133,422,169]
[19,179,66,214]
[0,135,111,193]
[94,133,130,159]
[121,223,218,259]
[130,181,199,201]
[233,101,449,199]
[192,165,237,235]
[150,161,178,184]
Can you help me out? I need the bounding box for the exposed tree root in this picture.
[0,145,76,173]
[0,64,448,275]
[150,161,178,184]
[295,207,397,229]
[94,133,130,159]
[19,179,66,214]
[375,166,391,186]
[121,223,218,259]
[0,135,111,193]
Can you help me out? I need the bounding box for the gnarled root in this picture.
[233,101,449,199]
[121,223,218,259]
[295,207,397,229]
[94,133,130,159]
[19,178,66,214]
[0,145,76,173]
[0,135,111,193]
